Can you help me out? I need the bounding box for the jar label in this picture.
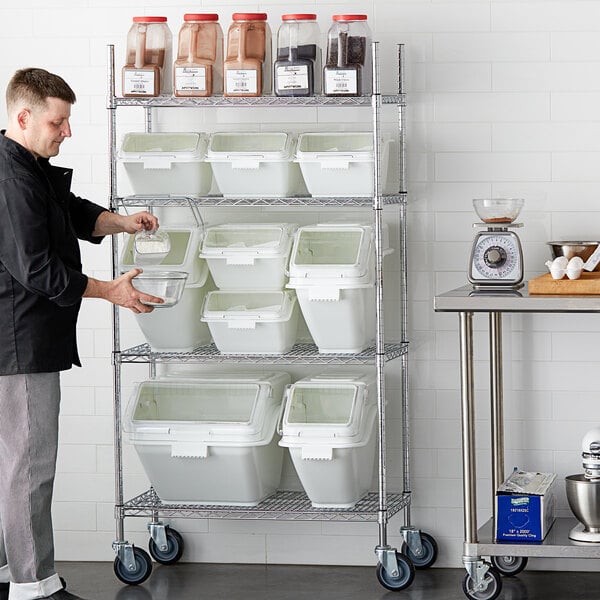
[175,66,208,92]
[123,69,157,96]
[225,69,258,94]
[324,69,358,95]
[275,65,309,90]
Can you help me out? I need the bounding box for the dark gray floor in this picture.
[56,562,598,600]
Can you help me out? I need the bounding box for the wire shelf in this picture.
[111,94,405,108]
[121,488,410,522]
[115,193,407,209]
[117,342,408,365]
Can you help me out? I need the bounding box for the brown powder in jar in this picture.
[225,22,266,61]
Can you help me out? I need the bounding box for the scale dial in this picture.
[469,231,523,287]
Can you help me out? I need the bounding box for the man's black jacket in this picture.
[0,133,105,374]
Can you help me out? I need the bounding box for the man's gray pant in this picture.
[0,373,64,599]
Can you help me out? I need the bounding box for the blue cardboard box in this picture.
[495,471,557,542]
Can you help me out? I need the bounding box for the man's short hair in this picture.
[6,68,76,113]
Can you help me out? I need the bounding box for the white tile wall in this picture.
[0,0,598,576]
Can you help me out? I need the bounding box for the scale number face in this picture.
[470,233,522,283]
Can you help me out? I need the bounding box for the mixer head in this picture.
[582,427,600,480]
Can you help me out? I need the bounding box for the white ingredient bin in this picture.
[295,132,388,197]
[201,290,299,354]
[279,373,377,508]
[134,272,215,352]
[199,223,297,290]
[290,283,376,354]
[206,132,307,197]
[287,224,391,353]
[125,372,290,505]
[120,227,206,286]
[118,132,213,196]
[288,224,376,281]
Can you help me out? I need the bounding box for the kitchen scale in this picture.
[468,198,525,289]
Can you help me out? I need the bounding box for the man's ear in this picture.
[16,108,30,130]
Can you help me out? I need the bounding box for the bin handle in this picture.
[171,442,208,458]
[301,446,333,460]
[276,386,290,436]
[227,319,257,330]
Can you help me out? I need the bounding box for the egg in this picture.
[552,256,569,270]
[567,256,584,269]
[546,259,565,279]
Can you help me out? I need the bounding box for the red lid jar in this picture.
[274,14,320,97]
[174,14,223,97]
[223,13,272,97]
[122,16,172,97]
[323,14,372,97]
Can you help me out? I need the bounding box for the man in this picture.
[0,68,164,600]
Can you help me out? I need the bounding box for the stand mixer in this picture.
[566,427,600,542]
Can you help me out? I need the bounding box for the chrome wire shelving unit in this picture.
[123,488,411,522]
[119,342,408,365]
[108,42,436,590]
[114,192,406,208]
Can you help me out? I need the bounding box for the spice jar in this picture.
[274,14,320,97]
[122,16,172,97]
[323,14,372,97]
[223,13,271,97]
[174,13,223,97]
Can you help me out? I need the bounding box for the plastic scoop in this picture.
[133,230,171,266]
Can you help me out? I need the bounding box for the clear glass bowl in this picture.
[132,271,188,307]
[473,198,524,224]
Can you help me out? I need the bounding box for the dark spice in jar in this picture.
[277,44,317,61]
[325,36,366,66]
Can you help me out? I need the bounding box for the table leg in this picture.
[459,311,477,545]
[489,312,505,531]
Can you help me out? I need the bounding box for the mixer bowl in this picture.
[566,474,600,532]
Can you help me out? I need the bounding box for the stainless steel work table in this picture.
[434,284,600,600]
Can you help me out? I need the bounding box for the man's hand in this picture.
[83,269,164,314]
[92,210,159,237]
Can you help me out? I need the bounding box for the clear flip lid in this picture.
[201,290,296,324]
[296,132,374,164]
[121,228,208,285]
[119,132,208,165]
[200,223,296,259]
[288,224,373,280]
[281,380,370,441]
[206,132,295,164]
[128,379,276,442]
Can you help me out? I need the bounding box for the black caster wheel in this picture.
[462,566,502,600]
[376,551,415,591]
[490,555,528,577]
[401,531,438,569]
[148,526,184,565]
[113,546,152,585]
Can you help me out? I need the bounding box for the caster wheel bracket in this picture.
[464,557,490,588]
[375,546,400,578]
[113,542,137,573]
[401,526,424,558]
[148,521,169,552]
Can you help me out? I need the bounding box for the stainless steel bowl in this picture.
[548,241,600,271]
[566,474,600,532]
